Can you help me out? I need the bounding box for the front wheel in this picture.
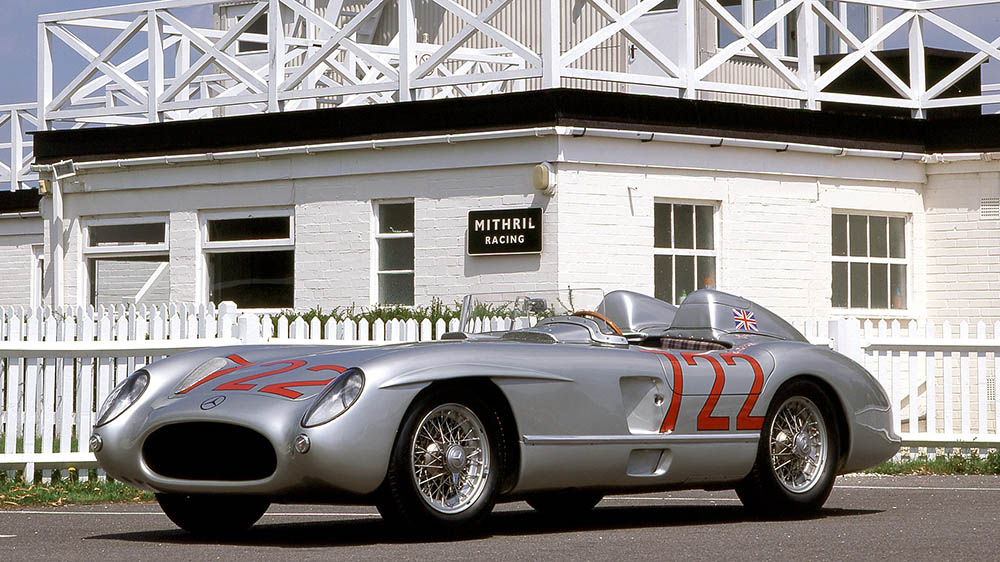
[156,493,270,535]
[735,380,840,514]
[377,388,506,533]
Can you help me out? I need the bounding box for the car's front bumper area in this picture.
[93,389,405,499]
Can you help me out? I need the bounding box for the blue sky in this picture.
[1,0,998,105]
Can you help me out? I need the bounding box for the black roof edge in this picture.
[31,88,1000,164]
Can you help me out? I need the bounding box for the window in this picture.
[236,11,268,53]
[654,202,717,304]
[375,201,414,306]
[83,217,169,306]
[831,212,907,310]
[715,0,871,56]
[202,209,293,309]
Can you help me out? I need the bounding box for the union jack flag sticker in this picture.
[732,308,759,332]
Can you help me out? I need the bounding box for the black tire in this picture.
[525,490,603,515]
[377,387,506,533]
[735,380,840,515]
[155,493,270,535]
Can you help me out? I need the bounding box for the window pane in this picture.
[695,205,714,250]
[831,214,847,256]
[89,223,165,246]
[654,255,673,303]
[91,257,169,306]
[832,262,848,308]
[654,203,672,248]
[208,217,289,242]
[379,273,414,306]
[869,216,888,258]
[673,205,694,249]
[891,264,907,309]
[849,215,867,257]
[889,217,906,258]
[209,250,293,308]
[379,203,414,234]
[697,256,716,290]
[754,0,777,49]
[718,0,742,47]
[850,263,868,308]
[870,263,889,309]
[238,13,267,53]
[675,255,695,303]
[379,238,414,271]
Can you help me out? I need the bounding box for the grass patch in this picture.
[865,450,1000,475]
[0,476,153,509]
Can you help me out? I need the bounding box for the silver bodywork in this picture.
[94,289,900,502]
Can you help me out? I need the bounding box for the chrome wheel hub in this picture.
[410,403,490,514]
[769,396,828,494]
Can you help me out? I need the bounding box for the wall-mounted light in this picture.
[533,162,557,196]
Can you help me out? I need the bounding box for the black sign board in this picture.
[468,208,543,255]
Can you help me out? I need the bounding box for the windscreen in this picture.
[459,288,606,333]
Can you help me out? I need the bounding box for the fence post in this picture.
[829,318,863,365]
[238,313,262,344]
[217,301,238,339]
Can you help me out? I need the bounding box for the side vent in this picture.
[981,197,1000,220]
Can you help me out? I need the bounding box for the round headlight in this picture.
[96,370,149,427]
[302,369,365,427]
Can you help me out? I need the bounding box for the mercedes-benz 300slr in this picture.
[92,289,899,534]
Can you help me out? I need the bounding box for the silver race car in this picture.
[92,289,899,535]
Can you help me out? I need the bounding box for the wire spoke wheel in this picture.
[410,403,491,515]
[769,396,828,494]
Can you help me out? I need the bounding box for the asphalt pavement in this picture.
[2,474,998,561]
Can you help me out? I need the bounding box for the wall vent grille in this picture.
[981,198,1000,219]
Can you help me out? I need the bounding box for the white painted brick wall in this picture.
[924,166,1000,323]
[0,234,40,305]
[560,164,926,323]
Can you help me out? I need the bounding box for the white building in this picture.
[28,88,1000,326]
[3,0,997,327]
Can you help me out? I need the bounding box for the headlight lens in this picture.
[174,357,232,394]
[96,370,149,426]
[301,369,365,427]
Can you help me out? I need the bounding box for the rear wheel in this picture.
[735,380,840,514]
[155,493,270,535]
[377,388,506,533]
[526,490,603,515]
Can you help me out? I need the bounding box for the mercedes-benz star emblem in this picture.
[200,395,226,410]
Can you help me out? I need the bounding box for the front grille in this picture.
[143,422,277,481]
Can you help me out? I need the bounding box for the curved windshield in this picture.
[459,288,606,333]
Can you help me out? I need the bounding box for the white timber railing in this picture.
[34,0,1000,131]
[0,104,38,192]
[1,305,998,481]
[3,0,997,189]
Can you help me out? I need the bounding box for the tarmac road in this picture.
[2,474,998,562]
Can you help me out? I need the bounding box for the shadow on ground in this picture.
[87,504,881,548]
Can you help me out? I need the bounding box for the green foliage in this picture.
[866,450,1000,475]
[275,298,463,338]
[0,475,153,508]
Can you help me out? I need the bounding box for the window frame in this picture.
[199,208,295,309]
[372,199,415,306]
[831,210,910,313]
[200,208,294,253]
[81,215,170,306]
[82,215,169,257]
[653,199,720,305]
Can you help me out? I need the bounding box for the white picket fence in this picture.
[0,304,998,483]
